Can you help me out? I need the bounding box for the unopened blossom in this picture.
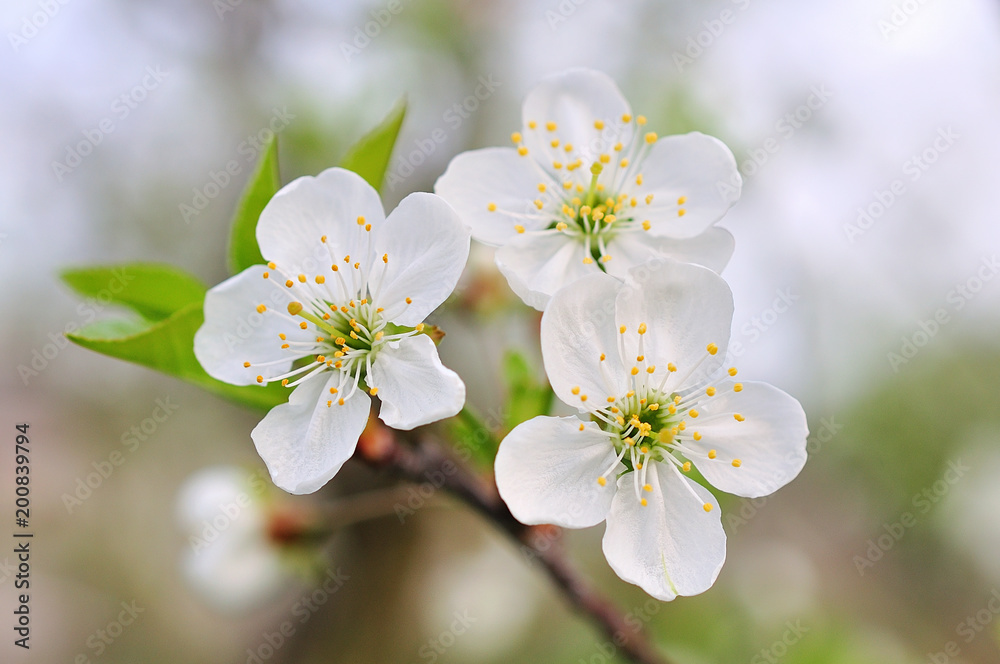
[435,68,741,310]
[195,168,470,494]
[494,260,808,600]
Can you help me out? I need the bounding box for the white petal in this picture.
[602,461,726,601]
[175,466,261,532]
[522,68,634,169]
[368,192,470,326]
[689,381,808,498]
[495,417,623,528]
[194,265,315,385]
[434,148,549,246]
[181,528,287,613]
[540,272,628,410]
[369,334,465,430]
[637,133,741,239]
[251,372,370,494]
[256,167,385,273]
[604,227,735,278]
[495,231,598,311]
[614,260,733,386]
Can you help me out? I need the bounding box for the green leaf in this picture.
[67,301,289,412]
[339,98,406,192]
[447,407,502,470]
[502,350,554,432]
[228,135,281,274]
[60,264,207,321]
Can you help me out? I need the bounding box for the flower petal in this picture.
[614,260,733,387]
[495,416,623,528]
[369,334,465,430]
[540,271,628,410]
[522,68,634,169]
[495,231,598,311]
[195,265,315,386]
[604,227,735,278]
[434,148,549,246]
[602,461,726,601]
[689,381,808,498]
[368,192,470,326]
[251,372,370,495]
[256,167,385,273]
[637,133,741,239]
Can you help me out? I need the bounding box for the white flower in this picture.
[435,68,741,311]
[494,259,808,601]
[194,168,470,494]
[176,466,296,612]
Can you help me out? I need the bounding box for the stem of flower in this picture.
[357,418,671,664]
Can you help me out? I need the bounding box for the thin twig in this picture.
[357,422,669,664]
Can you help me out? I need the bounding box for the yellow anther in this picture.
[515,224,526,234]
[645,132,658,144]
[580,394,588,402]
[631,367,639,376]
[331,264,339,272]
[693,432,702,441]
[682,462,692,472]
[583,256,594,264]
[353,262,360,269]
[550,139,560,148]
[603,214,616,224]
[528,120,537,129]
[641,498,648,506]
[620,159,629,168]
[285,279,294,288]
[642,220,651,231]
[315,355,326,363]
[706,387,716,397]
[635,174,644,186]
[534,199,544,209]
[243,361,251,368]
[320,235,327,243]
[637,115,647,125]
[728,367,738,376]
[678,209,686,217]
[487,202,497,212]
[356,216,365,226]
[267,262,276,269]
[637,355,645,362]
[678,421,686,431]
[708,449,717,459]
[734,413,746,422]
[674,395,682,404]
[256,304,267,313]
[677,196,687,205]
[511,131,522,144]
[599,154,610,164]
[579,423,586,431]
[555,162,564,170]
[334,360,343,368]
[538,183,547,193]
[594,120,605,130]
[299,322,308,329]
[614,142,623,152]
[546,121,557,131]
[647,366,656,374]
[279,333,286,340]
[256,375,264,384]
[580,205,592,216]
[599,353,606,361]
[622,114,632,123]
[338,398,345,406]
[619,325,627,334]
[565,143,574,152]
[732,459,742,468]
[369,387,378,396]
[668,363,677,372]
[416,323,425,331]
[262,271,269,279]
[689,409,699,418]
[668,404,677,415]
[287,302,303,316]
[734,383,743,392]
[703,503,713,512]
[626,390,635,398]
[556,222,568,231]
[649,403,659,411]
[405,297,412,304]
[637,322,647,335]
[597,476,607,486]
[607,396,616,403]
[382,253,388,264]
[706,343,719,355]
[643,484,653,493]
[518,146,529,156]
[571,386,580,395]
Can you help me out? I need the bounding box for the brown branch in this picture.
[358,421,669,664]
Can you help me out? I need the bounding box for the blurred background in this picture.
[3,0,1000,662]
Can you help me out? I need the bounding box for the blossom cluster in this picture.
[195,68,808,601]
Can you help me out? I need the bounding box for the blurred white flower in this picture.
[195,168,470,494]
[435,68,741,310]
[494,260,808,600]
